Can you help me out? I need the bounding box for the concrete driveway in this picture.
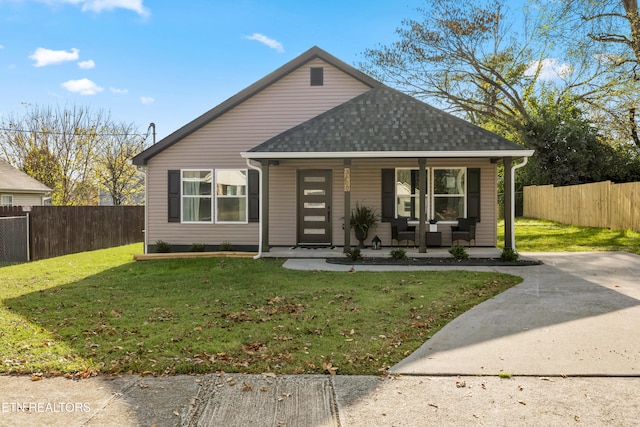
[391,251,640,376]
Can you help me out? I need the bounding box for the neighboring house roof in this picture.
[0,158,52,194]
[243,87,533,159]
[132,46,382,166]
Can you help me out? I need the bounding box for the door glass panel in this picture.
[304,202,325,208]
[304,229,326,234]
[304,189,325,196]
[304,177,325,183]
[304,216,325,221]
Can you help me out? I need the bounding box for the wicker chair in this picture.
[391,217,416,246]
[451,218,477,246]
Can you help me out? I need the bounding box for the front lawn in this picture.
[0,244,520,376]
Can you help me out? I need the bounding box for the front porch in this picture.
[261,246,501,259]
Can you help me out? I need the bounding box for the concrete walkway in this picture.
[1,252,639,426]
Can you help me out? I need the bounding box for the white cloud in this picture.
[140,96,154,104]
[110,87,128,94]
[80,0,149,17]
[61,78,104,95]
[30,47,79,67]
[78,59,95,69]
[525,58,573,82]
[245,33,284,53]
[36,0,149,17]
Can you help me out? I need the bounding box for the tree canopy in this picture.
[0,104,150,205]
[362,0,640,186]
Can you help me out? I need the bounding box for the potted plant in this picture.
[350,202,379,248]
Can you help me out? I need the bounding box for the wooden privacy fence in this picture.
[523,181,640,232]
[0,206,144,261]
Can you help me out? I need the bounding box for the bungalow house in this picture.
[0,158,52,207]
[132,46,533,255]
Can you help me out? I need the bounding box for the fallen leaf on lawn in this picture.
[194,326,202,332]
[260,386,270,392]
[111,310,122,317]
[242,382,252,392]
[428,403,438,409]
[456,381,466,388]
[518,400,526,405]
[322,362,338,375]
[30,375,43,381]
[173,410,180,416]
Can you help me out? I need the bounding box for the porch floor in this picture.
[261,246,501,259]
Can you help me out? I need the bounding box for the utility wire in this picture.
[0,126,149,139]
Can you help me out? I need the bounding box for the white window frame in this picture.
[214,169,248,224]
[0,195,13,206]
[432,167,467,223]
[395,168,429,221]
[181,169,213,224]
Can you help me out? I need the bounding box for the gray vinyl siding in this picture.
[0,193,47,206]
[267,158,498,247]
[145,59,371,247]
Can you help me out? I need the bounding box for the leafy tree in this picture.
[535,0,640,146]
[94,123,147,205]
[22,146,62,196]
[519,91,640,186]
[0,104,148,205]
[361,0,622,137]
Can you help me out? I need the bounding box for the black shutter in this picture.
[168,170,180,222]
[467,168,481,221]
[381,169,395,222]
[248,169,259,223]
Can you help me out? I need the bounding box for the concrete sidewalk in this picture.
[1,252,639,426]
[1,373,639,426]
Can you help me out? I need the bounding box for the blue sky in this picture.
[0,0,433,142]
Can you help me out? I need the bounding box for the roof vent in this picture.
[310,67,324,86]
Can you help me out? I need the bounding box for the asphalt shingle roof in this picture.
[0,158,52,193]
[249,87,525,154]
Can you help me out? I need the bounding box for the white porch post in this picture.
[503,156,514,250]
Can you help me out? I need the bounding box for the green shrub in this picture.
[190,243,206,252]
[390,248,408,260]
[220,241,233,251]
[449,245,469,260]
[500,248,519,261]
[345,248,363,261]
[155,240,172,253]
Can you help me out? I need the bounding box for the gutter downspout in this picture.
[246,159,263,259]
[510,157,529,252]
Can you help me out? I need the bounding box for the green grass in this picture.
[499,218,640,254]
[0,243,521,376]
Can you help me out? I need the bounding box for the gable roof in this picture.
[132,46,382,166]
[0,158,52,194]
[242,87,533,159]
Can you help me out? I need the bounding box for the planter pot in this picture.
[354,228,368,248]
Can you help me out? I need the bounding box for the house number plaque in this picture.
[344,168,351,192]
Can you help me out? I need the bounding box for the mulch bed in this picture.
[326,257,543,267]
